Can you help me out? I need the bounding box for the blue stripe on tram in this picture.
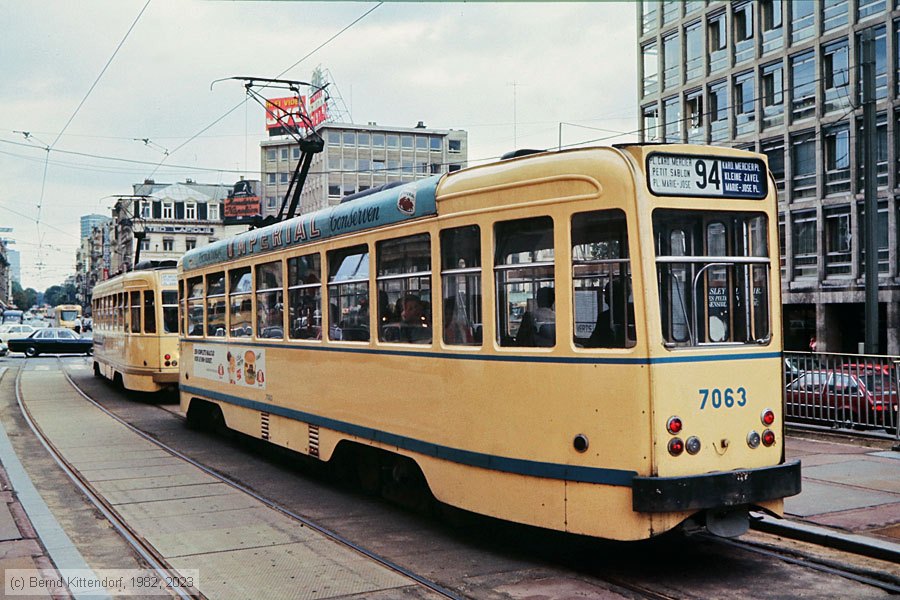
[181,384,638,487]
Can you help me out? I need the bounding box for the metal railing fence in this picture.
[783,351,900,441]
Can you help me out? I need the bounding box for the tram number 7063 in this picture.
[699,387,748,410]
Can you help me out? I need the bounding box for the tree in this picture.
[11,281,38,310]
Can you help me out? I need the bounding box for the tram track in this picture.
[50,358,462,600]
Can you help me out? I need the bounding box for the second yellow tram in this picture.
[91,265,180,392]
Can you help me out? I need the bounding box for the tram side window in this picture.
[494,217,555,347]
[653,210,771,346]
[327,245,370,342]
[229,267,252,338]
[572,210,635,348]
[178,280,184,336]
[186,277,204,336]
[440,226,481,346]
[287,254,322,340]
[256,261,284,340]
[377,234,432,344]
[162,291,178,334]
[130,291,141,334]
[144,291,157,334]
[206,272,225,337]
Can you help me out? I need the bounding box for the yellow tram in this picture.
[91,265,180,392]
[51,304,82,330]
[178,144,800,540]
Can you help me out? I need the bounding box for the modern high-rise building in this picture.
[637,0,900,354]
[7,249,20,284]
[260,122,468,218]
[80,214,110,241]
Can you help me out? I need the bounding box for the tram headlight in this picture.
[761,408,775,426]
[762,429,776,447]
[666,416,683,435]
[747,430,761,449]
[685,436,701,455]
[667,437,684,456]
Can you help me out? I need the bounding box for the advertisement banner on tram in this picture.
[192,343,266,389]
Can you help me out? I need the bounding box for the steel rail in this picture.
[16,360,201,600]
[704,533,900,594]
[59,358,462,600]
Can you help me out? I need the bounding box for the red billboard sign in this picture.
[265,91,328,136]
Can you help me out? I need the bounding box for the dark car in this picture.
[785,369,899,430]
[9,327,93,357]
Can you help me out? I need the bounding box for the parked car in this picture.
[0,324,36,344]
[0,341,7,357]
[8,328,93,357]
[785,369,899,431]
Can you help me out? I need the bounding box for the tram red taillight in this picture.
[165,354,171,360]
[668,438,684,456]
[666,416,683,435]
[761,409,775,426]
[762,429,776,447]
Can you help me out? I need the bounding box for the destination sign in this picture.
[646,153,768,200]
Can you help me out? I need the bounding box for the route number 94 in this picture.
[699,387,747,409]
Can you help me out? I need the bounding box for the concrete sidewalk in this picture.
[784,433,900,544]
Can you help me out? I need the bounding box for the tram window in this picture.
[178,279,184,336]
[206,271,226,337]
[287,254,322,340]
[187,277,204,337]
[162,291,179,334]
[327,245,370,342]
[256,261,284,340]
[653,210,771,346]
[376,234,432,344]
[440,226,481,346]
[130,292,141,334]
[229,267,252,338]
[494,217,555,347]
[143,291,156,334]
[571,210,635,348]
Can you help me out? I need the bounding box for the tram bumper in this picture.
[631,459,801,513]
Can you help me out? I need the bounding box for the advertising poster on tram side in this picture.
[192,343,266,389]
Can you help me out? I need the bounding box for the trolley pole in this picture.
[862,29,879,355]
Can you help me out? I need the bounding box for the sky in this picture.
[0,1,638,292]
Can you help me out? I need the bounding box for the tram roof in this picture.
[180,174,443,272]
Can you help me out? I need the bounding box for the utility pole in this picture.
[862,28,879,355]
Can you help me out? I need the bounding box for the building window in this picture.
[642,104,659,141]
[857,26,887,102]
[708,11,727,73]
[684,0,703,15]
[662,0,680,24]
[292,146,301,159]
[791,1,815,45]
[401,135,413,149]
[761,138,785,199]
[358,133,370,146]
[162,201,174,220]
[642,42,658,96]
[430,137,441,151]
[343,131,356,146]
[267,173,276,185]
[791,50,815,122]
[686,90,704,143]
[823,0,848,33]
[824,207,852,276]
[162,238,174,252]
[280,172,289,184]
[823,39,850,114]
[208,203,219,221]
[373,133,385,147]
[448,139,461,153]
[761,0,783,54]
[762,61,784,129]
[685,21,704,82]
[266,196,277,209]
[858,0,885,21]
[185,202,196,220]
[733,2,755,64]
[328,185,340,197]
[709,80,729,142]
[734,71,755,136]
[140,200,151,218]
[266,149,276,161]
[641,0,658,35]
[185,238,197,251]
[139,238,150,251]
[824,123,850,195]
[791,211,818,279]
[662,32,681,90]
[791,131,817,200]
[663,96,681,143]
[856,112,888,190]
[327,131,340,145]
[280,148,288,160]
[859,201,889,274]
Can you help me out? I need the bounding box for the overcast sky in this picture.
[0,1,638,292]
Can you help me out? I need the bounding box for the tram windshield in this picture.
[653,210,771,347]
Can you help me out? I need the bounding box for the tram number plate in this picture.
[699,387,748,410]
[647,153,767,199]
